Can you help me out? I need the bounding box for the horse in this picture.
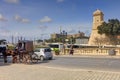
[0,46,19,63]
[7,48,32,64]
[5,49,19,63]
[0,46,32,64]
[5,49,30,64]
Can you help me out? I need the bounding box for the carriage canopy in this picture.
[17,40,33,52]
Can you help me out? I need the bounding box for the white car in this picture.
[34,48,53,61]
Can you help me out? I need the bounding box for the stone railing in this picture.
[61,48,120,56]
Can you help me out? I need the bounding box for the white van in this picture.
[34,48,53,61]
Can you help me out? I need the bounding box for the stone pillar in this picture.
[89,9,105,45]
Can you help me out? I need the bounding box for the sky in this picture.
[0,0,120,42]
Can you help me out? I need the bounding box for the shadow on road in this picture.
[0,63,11,66]
[22,60,51,65]
[0,59,11,66]
[0,57,56,66]
[0,57,12,66]
[34,58,56,64]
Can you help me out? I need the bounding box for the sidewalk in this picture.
[0,64,120,80]
[56,54,120,59]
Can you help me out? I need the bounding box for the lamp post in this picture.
[60,30,67,54]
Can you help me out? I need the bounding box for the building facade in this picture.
[51,33,61,39]
[76,38,89,44]
[51,32,85,39]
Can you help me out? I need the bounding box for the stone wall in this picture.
[61,48,120,56]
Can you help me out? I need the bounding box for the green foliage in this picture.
[53,48,60,53]
[53,48,60,55]
[98,19,120,36]
[8,46,15,50]
[97,19,120,45]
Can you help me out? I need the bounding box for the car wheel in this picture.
[49,57,53,60]
[40,56,44,61]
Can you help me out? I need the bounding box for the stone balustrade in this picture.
[61,48,120,56]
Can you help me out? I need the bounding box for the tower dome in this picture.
[93,9,103,16]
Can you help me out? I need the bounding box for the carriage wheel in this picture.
[31,53,39,63]
[22,55,27,63]
[19,54,23,63]
[21,54,29,64]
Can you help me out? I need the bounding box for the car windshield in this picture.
[34,48,40,52]
[44,48,51,52]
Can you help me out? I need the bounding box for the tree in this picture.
[36,39,43,43]
[97,19,120,45]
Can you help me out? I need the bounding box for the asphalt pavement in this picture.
[1,55,120,80]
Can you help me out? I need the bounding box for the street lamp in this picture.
[60,30,67,54]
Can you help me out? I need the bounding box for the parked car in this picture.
[34,48,53,61]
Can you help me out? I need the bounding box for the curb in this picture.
[55,55,120,59]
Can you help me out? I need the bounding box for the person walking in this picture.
[69,45,74,55]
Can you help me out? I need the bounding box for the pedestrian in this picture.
[69,45,74,55]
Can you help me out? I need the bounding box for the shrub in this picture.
[53,48,60,55]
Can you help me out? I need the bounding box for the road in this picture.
[39,56,120,72]
[1,56,120,80]
[1,55,120,72]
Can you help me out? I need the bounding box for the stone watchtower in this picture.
[88,9,105,45]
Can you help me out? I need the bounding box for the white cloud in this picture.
[0,14,7,21]
[38,25,48,31]
[4,0,19,4]
[39,16,52,23]
[57,0,64,3]
[21,19,30,23]
[14,15,30,23]
[14,15,22,21]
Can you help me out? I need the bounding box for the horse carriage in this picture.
[15,40,39,64]
[1,40,38,64]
